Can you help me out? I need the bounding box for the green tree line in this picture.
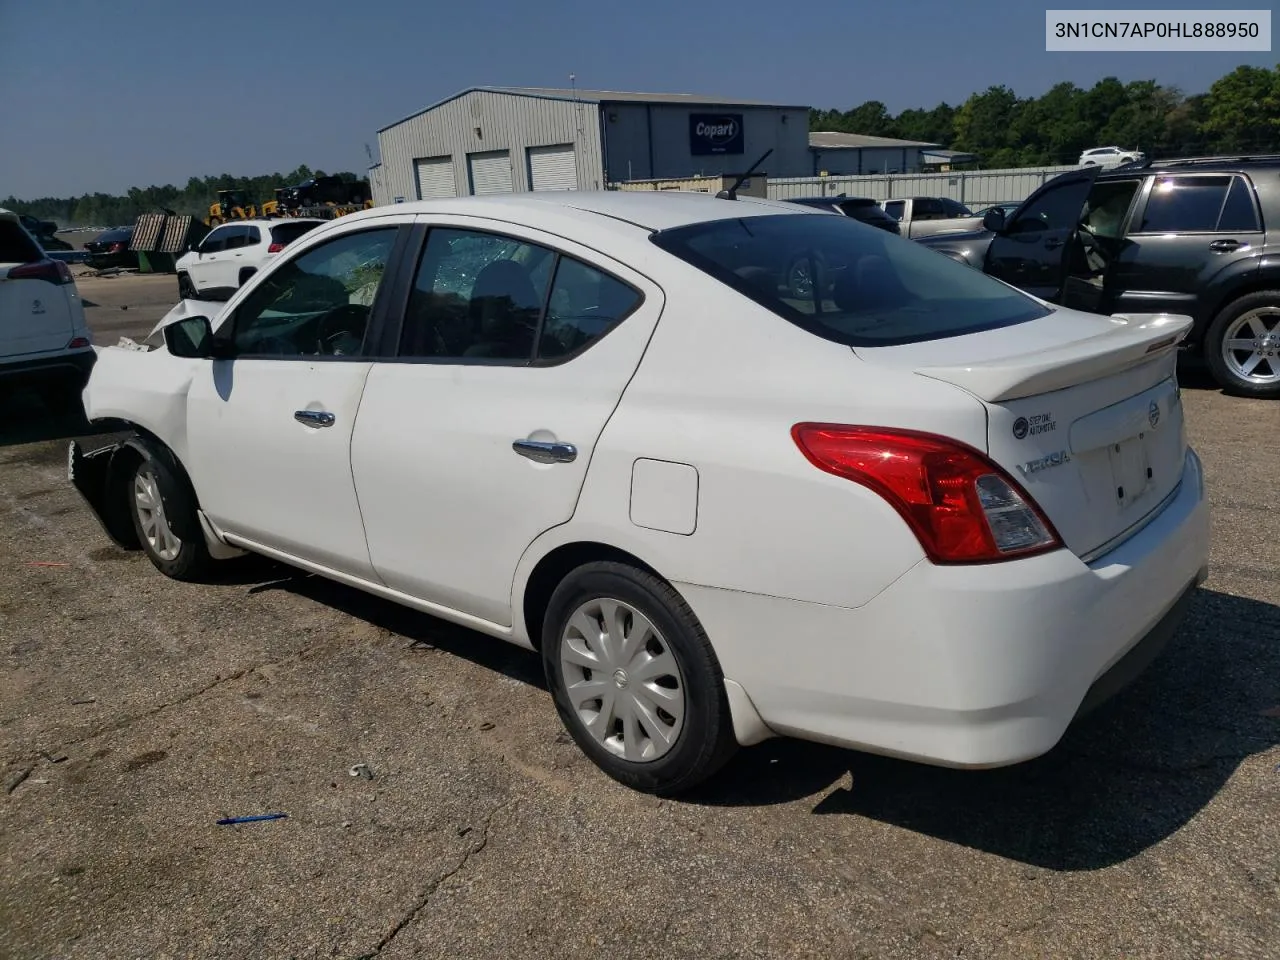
[811,64,1280,168]
[3,166,363,229]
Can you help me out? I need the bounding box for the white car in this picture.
[68,192,1210,795]
[0,208,95,412]
[1079,146,1147,167]
[175,217,324,301]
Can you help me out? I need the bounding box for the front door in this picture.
[984,166,1100,301]
[185,221,405,578]
[187,225,231,294]
[351,219,663,626]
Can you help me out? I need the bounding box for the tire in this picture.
[1203,291,1280,399]
[541,562,738,795]
[238,267,256,287]
[177,272,195,300]
[126,447,213,581]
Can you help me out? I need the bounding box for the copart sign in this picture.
[689,113,744,155]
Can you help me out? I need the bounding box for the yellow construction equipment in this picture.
[206,190,257,226]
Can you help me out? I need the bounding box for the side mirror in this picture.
[982,209,1007,233]
[163,316,214,358]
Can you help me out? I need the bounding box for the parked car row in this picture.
[917,155,1280,398]
[70,189,1208,796]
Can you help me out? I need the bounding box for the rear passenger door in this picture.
[1104,173,1264,324]
[350,219,664,626]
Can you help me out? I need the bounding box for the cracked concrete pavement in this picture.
[1,292,1277,959]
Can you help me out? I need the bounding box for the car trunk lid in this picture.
[853,309,1193,560]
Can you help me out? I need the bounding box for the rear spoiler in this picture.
[913,313,1193,402]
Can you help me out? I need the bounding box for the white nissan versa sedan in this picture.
[68,191,1209,795]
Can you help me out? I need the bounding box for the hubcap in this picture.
[559,597,686,763]
[1221,307,1280,384]
[133,466,181,561]
[788,260,814,299]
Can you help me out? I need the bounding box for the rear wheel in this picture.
[1204,292,1280,399]
[127,451,212,581]
[542,562,737,795]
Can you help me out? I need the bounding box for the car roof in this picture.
[333,191,809,233]
[1099,155,1280,177]
[211,217,326,228]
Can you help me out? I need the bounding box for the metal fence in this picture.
[766,164,1080,207]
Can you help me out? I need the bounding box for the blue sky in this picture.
[0,0,1273,198]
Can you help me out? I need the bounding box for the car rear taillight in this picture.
[67,337,91,349]
[792,424,1061,564]
[108,241,125,253]
[8,259,73,285]
[267,242,285,253]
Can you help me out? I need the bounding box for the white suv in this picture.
[0,208,94,412]
[175,217,324,301]
[1078,146,1146,168]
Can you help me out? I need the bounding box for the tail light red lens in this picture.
[8,259,73,285]
[108,241,125,253]
[791,423,1062,564]
[67,337,91,349]
[267,242,285,253]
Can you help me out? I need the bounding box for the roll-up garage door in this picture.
[415,157,456,199]
[527,144,578,191]
[467,151,513,195]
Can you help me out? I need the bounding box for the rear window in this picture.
[649,214,1051,347]
[0,221,42,264]
[270,221,322,246]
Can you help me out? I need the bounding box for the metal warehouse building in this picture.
[808,132,944,176]
[371,86,812,204]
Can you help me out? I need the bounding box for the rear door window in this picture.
[650,213,1050,347]
[1136,176,1232,233]
[222,226,249,250]
[882,200,905,221]
[243,226,262,246]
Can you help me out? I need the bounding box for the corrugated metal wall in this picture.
[376,91,605,202]
[768,164,1080,206]
[603,104,810,182]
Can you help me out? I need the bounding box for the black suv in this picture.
[782,196,901,234]
[917,156,1280,399]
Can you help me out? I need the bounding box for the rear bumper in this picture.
[681,449,1211,767]
[0,347,96,383]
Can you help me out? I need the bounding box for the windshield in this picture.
[650,214,1051,347]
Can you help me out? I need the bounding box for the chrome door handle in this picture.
[1208,239,1241,251]
[512,439,577,464]
[294,410,335,428]
[1044,237,1064,250]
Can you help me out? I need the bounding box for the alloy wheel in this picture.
[133,465,181,561]
[1221,307,1280,385]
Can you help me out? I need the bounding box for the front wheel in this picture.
[128,451,213,581]
[542,562,738,795]
[1204,292,1280,399]
[177,272,195,299]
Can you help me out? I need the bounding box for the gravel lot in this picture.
[2,277,1277,959]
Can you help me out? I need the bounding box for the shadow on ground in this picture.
[229,561,1278,872]
[692,586,1280,871]
[0,387,113,451]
